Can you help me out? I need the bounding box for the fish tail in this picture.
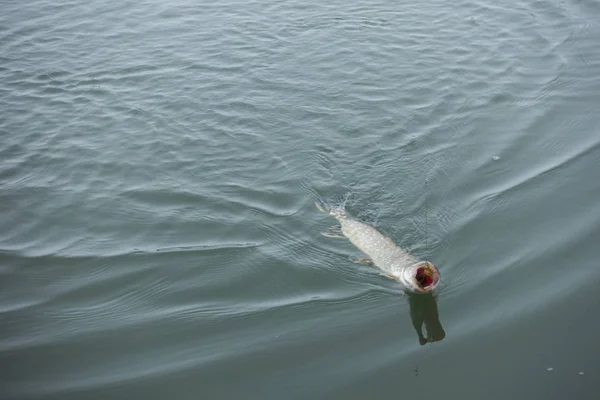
[315,200,330,214]
[315,199,346,219]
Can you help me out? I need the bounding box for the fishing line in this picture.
[414,178,432,384]
[425,178,429,258]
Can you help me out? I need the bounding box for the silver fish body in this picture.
[318,202,439,293]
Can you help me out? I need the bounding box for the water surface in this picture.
[2,0,600,399]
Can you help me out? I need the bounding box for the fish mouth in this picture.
[413,261,440,293]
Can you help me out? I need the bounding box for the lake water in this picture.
[2,0,600,399]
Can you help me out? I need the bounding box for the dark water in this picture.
[2,0,600,398]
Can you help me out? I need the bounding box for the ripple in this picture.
[480,131,600,202]
[2,0,600,397]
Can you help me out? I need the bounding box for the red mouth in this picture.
[416,266,434,288]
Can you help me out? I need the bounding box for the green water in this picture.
[2,0,600,399]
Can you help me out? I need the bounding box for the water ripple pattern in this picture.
[2,0,600,399]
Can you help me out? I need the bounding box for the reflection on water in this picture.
[407,293,446,345]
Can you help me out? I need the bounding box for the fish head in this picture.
[412,261,440,293]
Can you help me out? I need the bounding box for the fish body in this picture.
[317,202,440,293]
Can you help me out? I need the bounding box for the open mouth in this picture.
[416,266,434,288]
[414,262,439,291]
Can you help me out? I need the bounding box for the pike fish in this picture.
[316,201,440,293]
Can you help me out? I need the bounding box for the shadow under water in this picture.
[407,292,446,345]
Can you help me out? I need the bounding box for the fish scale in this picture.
[337,213,417,278]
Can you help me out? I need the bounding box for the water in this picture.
[1,0,599,398]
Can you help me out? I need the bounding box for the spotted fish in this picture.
[316,201,440,293]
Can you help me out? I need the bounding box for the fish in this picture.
[316,201,440,293]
